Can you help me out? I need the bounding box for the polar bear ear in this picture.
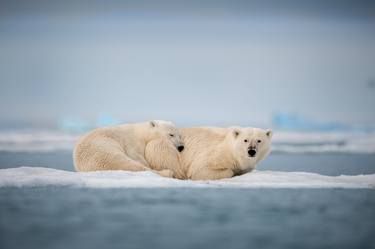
[232,129,240,138]
[149,121,157,127]
[266,129,273,138]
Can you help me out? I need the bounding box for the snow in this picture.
[0,167,374,189]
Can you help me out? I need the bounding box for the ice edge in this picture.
[0,167,374,189]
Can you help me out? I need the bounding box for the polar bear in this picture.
[73,120,186,178]
[145,126,272,180]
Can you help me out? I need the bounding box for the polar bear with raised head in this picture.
[145,126,272,180]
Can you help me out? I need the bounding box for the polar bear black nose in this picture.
[248,149,257,157]
[178,145,184,152]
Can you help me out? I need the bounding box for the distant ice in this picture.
[0,130,375,154]
[0,131,78,152]
[0,167,374,189]
[272,112,375,132]
[272,131,375,154]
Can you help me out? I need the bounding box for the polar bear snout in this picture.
[177,145,185,152]
[248,149,257,157]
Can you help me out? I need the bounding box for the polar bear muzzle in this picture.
[248,149,257,157]
[177,145,184,152]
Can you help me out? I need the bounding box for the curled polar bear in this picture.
[73,120,186,178]
[146,126,273,180]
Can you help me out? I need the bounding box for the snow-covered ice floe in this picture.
[0,167,374,189]
[1,130,375,154]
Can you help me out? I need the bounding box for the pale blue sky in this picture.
[0,0,374,128]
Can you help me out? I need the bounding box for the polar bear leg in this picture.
[105,153,150,171]
[191,167,234,180]
[145,139,186,179]
[155,169,175,178]
[100,154,174,178]
[75,139,151,172]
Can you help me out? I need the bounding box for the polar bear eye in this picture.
[257,140,262,143]
[169,134,175,137]
[244,139,248,142]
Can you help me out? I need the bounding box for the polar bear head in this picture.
[229,127,272,171]
[148,120,184,152]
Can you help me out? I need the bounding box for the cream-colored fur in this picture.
[146,126,272,180]
[73,120,185,178]
[145,138,185,179]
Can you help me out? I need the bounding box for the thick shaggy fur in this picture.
[146,127,272,180]
[73,120,185,178]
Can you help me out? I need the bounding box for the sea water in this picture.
[0,188,374,249]
[0,130,375,249]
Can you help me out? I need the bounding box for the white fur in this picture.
[73,120,183,178]
[146,126,273,180]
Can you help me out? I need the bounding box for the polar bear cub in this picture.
[145,126,272,180]
[73,120,185,178]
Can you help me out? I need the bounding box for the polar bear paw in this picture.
[154,169,175,178]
